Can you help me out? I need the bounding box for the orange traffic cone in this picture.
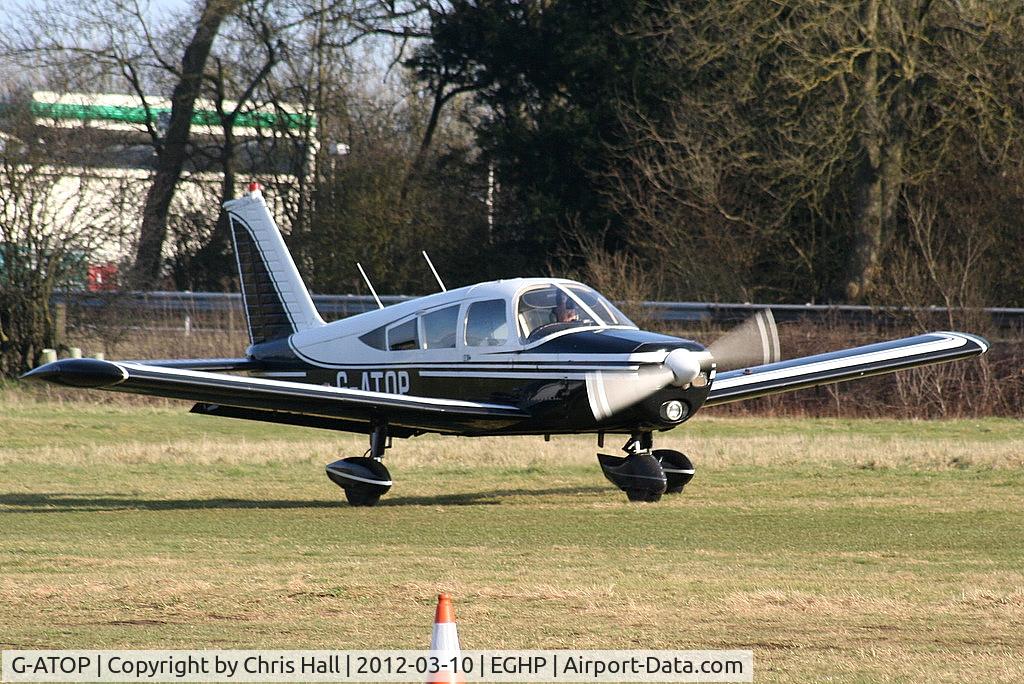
[427,594,463,683]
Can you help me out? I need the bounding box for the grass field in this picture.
[1,390,1023,682]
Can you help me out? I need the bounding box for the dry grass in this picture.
[3,429,1023,473]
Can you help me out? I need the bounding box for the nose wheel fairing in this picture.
[597,452,667,501]
[653,449,695,493]
[598,434,696,501]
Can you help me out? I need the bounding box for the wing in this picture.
[704,331,988,407]
[21,358,527,435]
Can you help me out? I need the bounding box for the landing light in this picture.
[660,400,687,422]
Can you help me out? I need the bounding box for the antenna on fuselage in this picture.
[422,251,447,292]
[356,262,384,310]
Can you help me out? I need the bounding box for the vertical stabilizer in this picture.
[224,185,324,345]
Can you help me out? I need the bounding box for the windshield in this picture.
[565,285,635,327]
[517,284,631,341]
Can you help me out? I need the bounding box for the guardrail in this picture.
[53,291,412,319]
[52,290,1024,329]
[650,301,1024,328]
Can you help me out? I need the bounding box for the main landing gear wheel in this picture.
[325,424,392,507]
[325,457,392,507]
[654,450,695,494]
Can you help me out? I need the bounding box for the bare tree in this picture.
[0,105,126,375]
[0,0,343,287]
[3,0,448,288]
[130,0,255,288]
[612,0,1024,302]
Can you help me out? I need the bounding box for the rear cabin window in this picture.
[421,304,460,349]
[387,318,419,351]
[465,299,508,347]
[360,325,386,350]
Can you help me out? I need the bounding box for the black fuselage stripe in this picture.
[278,357,645,370]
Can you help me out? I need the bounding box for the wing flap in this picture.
[189,403,423,438]
[123,358,261,372]
[704,331,988,407]
[23,359,527,432]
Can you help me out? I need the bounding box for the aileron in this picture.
[705,332,988,407]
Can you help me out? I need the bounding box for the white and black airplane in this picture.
[24,185,990,505]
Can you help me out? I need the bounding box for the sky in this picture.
[1,0,405,95]
[136,0,197,19]
[1,0,206,91]
[6,0,195,20]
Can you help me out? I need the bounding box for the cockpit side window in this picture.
[465,299,508,347]
[421,304,460,349]
[517,285,598,341]
[387,318,419,351]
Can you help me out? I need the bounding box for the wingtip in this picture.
[20,358,128,388]
[962,332,990,354]
[940,331,990,355]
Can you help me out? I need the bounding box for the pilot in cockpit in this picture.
[520,286,592,341]
[554,293,579,324]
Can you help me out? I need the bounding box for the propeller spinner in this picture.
[586,348,705,421]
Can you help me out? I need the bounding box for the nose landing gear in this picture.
[598,433,695,502]
[325,424,392,507]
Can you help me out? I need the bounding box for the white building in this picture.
[0,91,317,283]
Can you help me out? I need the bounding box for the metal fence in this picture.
[53,290,1024,329]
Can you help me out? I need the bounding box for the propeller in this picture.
[707,309,781,371]
[585,310,780,421]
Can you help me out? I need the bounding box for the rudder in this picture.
[224,184,323,346]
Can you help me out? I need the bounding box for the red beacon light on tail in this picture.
[247,181,263,195]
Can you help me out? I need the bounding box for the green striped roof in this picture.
[30,101,315,131]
